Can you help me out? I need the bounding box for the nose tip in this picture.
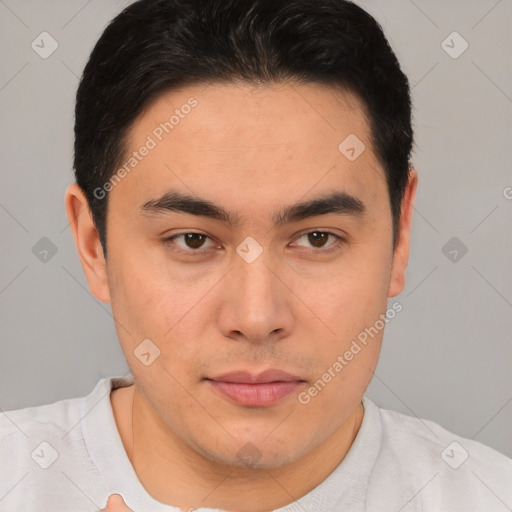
[218,254,293,345]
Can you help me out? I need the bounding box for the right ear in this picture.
[64,183,111,303]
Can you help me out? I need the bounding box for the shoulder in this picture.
[1,377,114,438]
[1,380,101,464]
[0,375,132,449]
[0,376,131,508]
[376,401,512,471]
[0,387,88,504]
[363,397,512,511]
[0,376,123,476]
[1,393,81,454]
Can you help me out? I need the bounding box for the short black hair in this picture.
[74,0,413,256]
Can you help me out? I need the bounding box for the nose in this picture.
[217,246,294,345]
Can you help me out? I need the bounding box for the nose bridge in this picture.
[235,244,279,314]
[219,239,291,343]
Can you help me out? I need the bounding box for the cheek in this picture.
[307,241,393,332]
[296,236,392,392]
[108,248,205,331]
[107,254,222,378]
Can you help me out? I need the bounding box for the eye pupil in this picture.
[308,231,328,248]
[185,233,205,249]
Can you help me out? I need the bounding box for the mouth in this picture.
[205,370,307,407]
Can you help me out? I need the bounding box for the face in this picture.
[71,81,415,470]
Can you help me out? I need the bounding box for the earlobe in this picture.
[388,168,418,298]
[64,183,111,303]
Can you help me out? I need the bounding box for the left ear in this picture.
[388,168,418,298]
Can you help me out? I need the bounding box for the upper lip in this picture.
[207,369,304,384]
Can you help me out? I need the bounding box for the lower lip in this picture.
[207,380,304,407]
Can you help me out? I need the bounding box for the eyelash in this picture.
[161,230,346,256]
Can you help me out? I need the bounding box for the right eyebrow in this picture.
[140,190,241,227]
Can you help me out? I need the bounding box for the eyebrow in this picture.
[140,189,365,227]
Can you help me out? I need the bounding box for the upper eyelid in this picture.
[294,228,345,239]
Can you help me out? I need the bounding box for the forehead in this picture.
[133,81,371,150]
[114,81,386,212]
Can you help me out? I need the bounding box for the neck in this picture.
[111,384,364,512]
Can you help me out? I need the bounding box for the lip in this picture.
[206,370,306,407]
[209,370,304,384]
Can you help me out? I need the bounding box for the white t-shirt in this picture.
[1,374,511,512]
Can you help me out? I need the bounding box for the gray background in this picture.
[0,0,511,458]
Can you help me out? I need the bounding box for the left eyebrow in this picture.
[273,191,366,227]
[140,189,366,227]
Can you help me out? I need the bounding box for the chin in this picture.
[196,438,306,471]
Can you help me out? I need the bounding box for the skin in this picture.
[66,81,417,512]
[102,494,132,512]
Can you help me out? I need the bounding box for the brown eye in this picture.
[291,230,345,253]
[163,232,217,254]
[307,231,329,248]
[183,233,206,249]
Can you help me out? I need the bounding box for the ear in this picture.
[388,168,418,298]
[65,183,111,303]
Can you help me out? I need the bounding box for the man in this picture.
[1,0,511,511]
